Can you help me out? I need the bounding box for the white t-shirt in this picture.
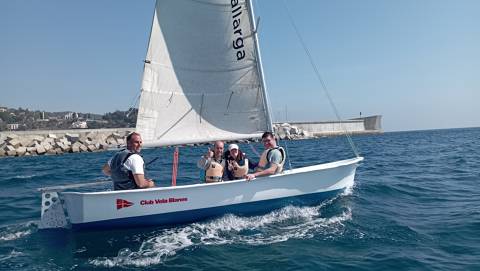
[109,153,144,175]
[123,154,144,175]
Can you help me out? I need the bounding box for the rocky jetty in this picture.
[0,124,312,158]
[0,116,382,158]
[273,123,312,140]
[0,129,132,157]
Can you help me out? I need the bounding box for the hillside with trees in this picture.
[0,107,138,131]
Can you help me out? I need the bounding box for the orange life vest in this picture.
[205,160,224,183]
[256,147,286,174]
[229,159,249,179]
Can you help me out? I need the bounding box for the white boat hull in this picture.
[43,157,362,230]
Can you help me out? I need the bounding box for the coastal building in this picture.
[0,107,7,112]
[7,123,19,130]
[64,112,74,120]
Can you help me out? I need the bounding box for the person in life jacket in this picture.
[246,131,286,181]
[197,140,226,183]
[224,143,254,180]
[102,132,155,190]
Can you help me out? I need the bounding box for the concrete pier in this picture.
[274,115,382,138]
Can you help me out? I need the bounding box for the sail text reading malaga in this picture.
[232,0,245,61]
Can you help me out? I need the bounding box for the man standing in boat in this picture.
[102,132,155,190]
[246,132,286,181]
[197,141,226,183]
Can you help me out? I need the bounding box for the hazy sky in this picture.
[1,0,479,131]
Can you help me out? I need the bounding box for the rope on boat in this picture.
[145,157,159,170]
[279,138,293,170]
[125,92,140,118]
[281,0,361,158]
[248,143,262,158]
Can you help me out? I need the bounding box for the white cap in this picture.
[228,144,239,151]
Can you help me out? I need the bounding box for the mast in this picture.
[246,0,273,132]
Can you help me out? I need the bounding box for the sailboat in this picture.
[39,0,363,230]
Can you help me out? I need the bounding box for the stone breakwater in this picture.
[0,128,133,157]
[0,116,382,158]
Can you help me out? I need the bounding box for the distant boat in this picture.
[39,0,363,230]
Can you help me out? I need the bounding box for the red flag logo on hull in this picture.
[116,199,134,210]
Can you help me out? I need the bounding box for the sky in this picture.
[1,0,479,132]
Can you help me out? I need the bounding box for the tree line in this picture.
[0,107,138,131]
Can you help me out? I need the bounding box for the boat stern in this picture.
[39,191,69,229]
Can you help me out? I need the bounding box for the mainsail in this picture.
[136,0,272,147]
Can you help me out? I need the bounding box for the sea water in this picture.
[0,128,479,270]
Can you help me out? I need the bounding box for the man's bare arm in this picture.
[133,174,155,188]
[246,164,279,181]
[102,163,111,176]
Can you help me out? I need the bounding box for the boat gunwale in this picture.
[62,156,363,196]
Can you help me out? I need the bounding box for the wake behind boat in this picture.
[39,0,364,230]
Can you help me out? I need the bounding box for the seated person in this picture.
[197,141,226,183]
[246,132,286,181]
[224,144,255,180]
[102,132,155,190]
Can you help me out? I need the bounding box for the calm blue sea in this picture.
[1,128,479,270]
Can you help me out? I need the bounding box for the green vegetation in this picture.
[0,107,137,131]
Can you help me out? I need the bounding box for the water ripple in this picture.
[1,127,480,270]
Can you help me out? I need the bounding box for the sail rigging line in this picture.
[253,0,263,33]
[156,107,194,140]
[281,0,360,158]
[226,91,234,112]
[248,142,261,158]
[125,92,141,118]
[278,137,293,170]
[145,156,159,170]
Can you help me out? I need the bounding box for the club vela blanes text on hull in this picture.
[140,197,189,206]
